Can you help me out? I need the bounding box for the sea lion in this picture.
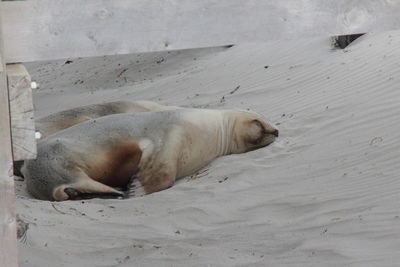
[14,100,179,177]
[22,108,278,201]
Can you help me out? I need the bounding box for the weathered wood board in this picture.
[0,19,19,267]
[3,0,400,63]
[7,64,37,161]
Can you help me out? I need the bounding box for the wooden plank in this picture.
[0,11,19,267]
[3,0,400,63]
[7,64,37,161]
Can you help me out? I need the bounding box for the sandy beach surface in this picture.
[16,30,400,267]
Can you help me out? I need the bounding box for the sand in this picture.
[16,30,400,267]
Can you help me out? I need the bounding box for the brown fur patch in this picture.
[46,117,91,137]
[84,140,142,187]
[64,117,92,129]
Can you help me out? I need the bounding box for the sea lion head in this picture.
[226,110,278,153]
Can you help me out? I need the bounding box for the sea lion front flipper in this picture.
[123,174,146,199]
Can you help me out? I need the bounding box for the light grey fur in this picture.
[14,100,178,177]
[24,111,175,200]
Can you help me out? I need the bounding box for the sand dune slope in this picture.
[18,31,400,267]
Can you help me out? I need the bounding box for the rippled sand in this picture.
[17,31,400,267]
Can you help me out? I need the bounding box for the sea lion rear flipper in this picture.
[64,188,123,200]
[53,178,123,201]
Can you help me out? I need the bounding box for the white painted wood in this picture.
[0,13,19,267]
[7,64,36,161]
[3,0,400,63]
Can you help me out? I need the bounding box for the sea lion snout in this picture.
[270,129,279,137]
